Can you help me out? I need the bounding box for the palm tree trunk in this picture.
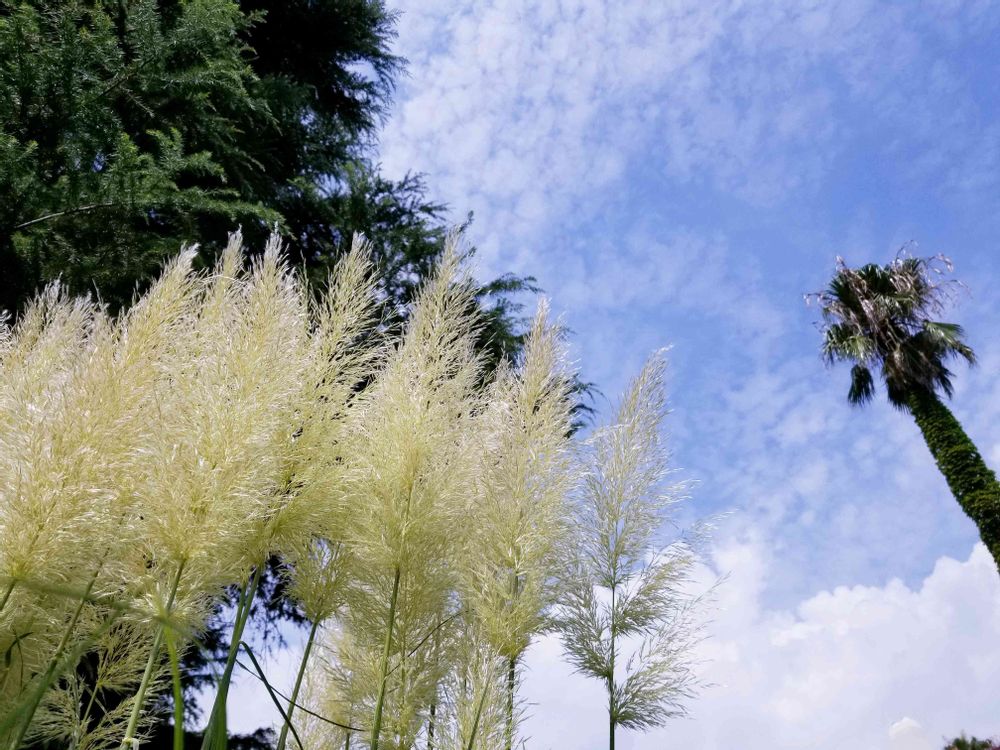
[907,388,1000,571]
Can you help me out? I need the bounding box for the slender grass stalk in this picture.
[240,640,306,750]
[0,580,15,613]
[201,563,264,750]
[558,354,703,750]
[370,566,401,750]
[504,572,520,750]
[608,581,616,750]
[78,669,103,744]
[428,613,441,750]
[276,618,320,750]
[164,630,185,750]
[504,655,516,750]
[7,560,105,748]
[464,684,490,750]
[120,561,185,750]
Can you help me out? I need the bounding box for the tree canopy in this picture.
[812,252,974,408]
[0,0,531,363]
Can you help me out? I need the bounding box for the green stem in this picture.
[201,563,264,750]
[505,571,520,750]
[428,608,443,750]
[276,618,320,750]
[78,674,103,745]
[464,683,489,750]
[0,580,15,613]
[9,561,104,749]
[370,566,401,750]
[608,581,616,750]
[119,560,185,750]
[165,632,185,750]
[505,655,516,750]
[907,388,1000,572]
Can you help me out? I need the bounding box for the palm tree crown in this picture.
[812,252,975,408]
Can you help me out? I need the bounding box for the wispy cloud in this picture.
[382,0,1000,270]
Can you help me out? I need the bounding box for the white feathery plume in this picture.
[558,351,705,750]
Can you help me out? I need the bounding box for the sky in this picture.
[226,2,1000,747]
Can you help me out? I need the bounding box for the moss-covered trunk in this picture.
[907,388,1000,572]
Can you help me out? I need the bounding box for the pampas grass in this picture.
[0,232,707,750]
[557,352,704,750]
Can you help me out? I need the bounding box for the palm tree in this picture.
[812,251,1000,572]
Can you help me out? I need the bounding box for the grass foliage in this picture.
[0,232,705,750]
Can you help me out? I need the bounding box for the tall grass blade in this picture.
[201,565,264,750]
[240,641,304,750]
[369,566,401,750]
[120,561,185,750]
[276,619,319,750]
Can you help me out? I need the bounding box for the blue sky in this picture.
[376,0,1000,595]
[228,2,1000,747]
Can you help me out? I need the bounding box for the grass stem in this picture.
[201,563,264,750]
[119,560,185,750]
[464,683,489,750]
[165,630,185,750]
[0,580,15,613]
[276,617,320,750]
[370,566,401,750]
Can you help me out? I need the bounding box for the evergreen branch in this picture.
[14,203,116,230]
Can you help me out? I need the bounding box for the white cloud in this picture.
[890,717,936,750]
[519,541,1000,750]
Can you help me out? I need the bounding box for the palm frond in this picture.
[847,365,875,406]
[809,250,974,408]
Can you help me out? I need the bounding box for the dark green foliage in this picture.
[812,252,1000,573]
[0,0,532,343]
[945,734,1000,750]
[814,253,974,409]
[0,0,278,311]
